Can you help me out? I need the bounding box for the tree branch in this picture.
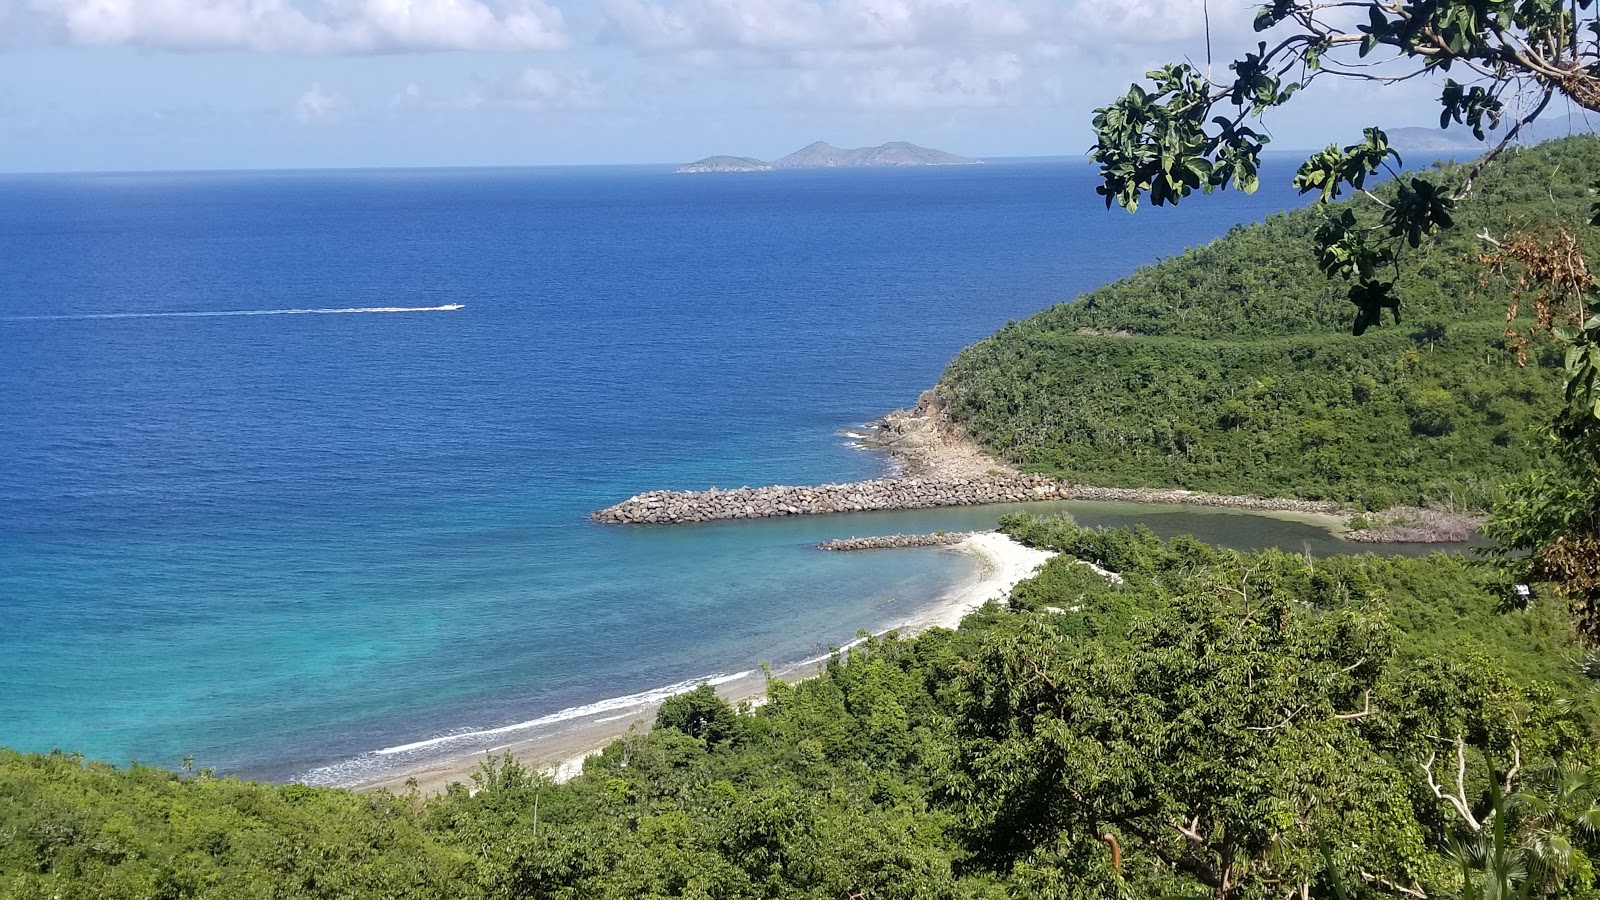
[1360,871,1430,898]
[1419,737,1484,832]
[1454,87,1557,201]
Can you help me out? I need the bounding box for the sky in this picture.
[0,0,1458,172]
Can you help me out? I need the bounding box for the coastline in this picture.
[338,391,1471,797]
[346,531,1054,797]
[592,390,1482,544]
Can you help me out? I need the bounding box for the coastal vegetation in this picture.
[14,3,1600,894]
[6,520,1599,899]
[1077,0,1600,632]
[941,137,1600,510]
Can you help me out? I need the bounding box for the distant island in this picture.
[677,141,980,173]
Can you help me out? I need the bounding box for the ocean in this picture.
[2,158,1341,784]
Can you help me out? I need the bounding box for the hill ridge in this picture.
[935,135,1600,509]
[677,141,979,173]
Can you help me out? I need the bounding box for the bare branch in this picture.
[1360,871,1430,898]
[1336,657,1368,675]
[1419,738,1484,832]
[1503,738,1522,795]
[1358,189,1394,212]
[1454,88,1557,201]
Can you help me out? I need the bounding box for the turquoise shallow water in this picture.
[0,159,1404,784]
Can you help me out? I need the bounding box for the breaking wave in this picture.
[0,304,464,322]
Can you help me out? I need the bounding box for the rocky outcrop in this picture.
[817,532,973,551]
[590,473,1345,525]
[849,389,1011,479]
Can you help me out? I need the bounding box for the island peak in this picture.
[675,141,979,173]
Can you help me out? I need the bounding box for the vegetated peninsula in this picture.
[937,136,1598,519]
[615,140,1600,543]
[676,140,980,173]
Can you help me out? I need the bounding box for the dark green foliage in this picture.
[943,139,1600,508]
[949,581,1423,895]
[7,523,1600,898]
[654,684,743,745]
[1091,0,1600,332]
[0,750,473,899]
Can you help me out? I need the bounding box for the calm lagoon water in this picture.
[0,159,1408,783]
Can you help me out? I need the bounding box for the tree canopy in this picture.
[7,523,1599,899]
[1091,0,1600,337]
[938,138,1600,509]
[1089,0,1600,635]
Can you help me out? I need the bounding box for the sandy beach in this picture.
[350,530,1054,797]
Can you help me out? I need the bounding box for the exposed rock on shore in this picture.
[1344,506,1486,543]
[849,389,1010,479]
[590,474,1345,525]
[592,390,1477,543]
[818,532,974,551]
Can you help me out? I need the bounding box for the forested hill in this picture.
[940,136,1600,509]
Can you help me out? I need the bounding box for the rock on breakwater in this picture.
[589,474,1346,525]
[817,532,974,551]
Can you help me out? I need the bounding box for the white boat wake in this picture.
[0,304,465,322]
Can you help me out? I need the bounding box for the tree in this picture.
[1090,0,1600,639]
[948,566,1421,899]
[1089,0,1599,346]
[654,684,742,745]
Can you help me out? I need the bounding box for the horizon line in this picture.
[0,148,1446,179]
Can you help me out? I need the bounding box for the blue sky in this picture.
[0,0,1454,172]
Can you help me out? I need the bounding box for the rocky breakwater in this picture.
[591,475,1068,525]
[590,474,1348,525]
[817,532,974,551]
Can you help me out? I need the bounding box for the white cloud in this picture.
[386,68,606,116]
[390,82,424,106]
[387,81,478,110]
[787,51,1027,109]
[1070,0,1241,46]
[597,0,1242,60]
[31,0,568,53]
[295,82,335,121]
[493,66,604,109]
[852,52,1024,108]
[599,0,1034,54]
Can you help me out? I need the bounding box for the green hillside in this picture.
[941,137,1600,508]
[5,525,1595,899]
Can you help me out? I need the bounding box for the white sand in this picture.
[910,531,1056,630]
[352,531,1055,795]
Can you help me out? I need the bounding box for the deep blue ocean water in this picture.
[3,159,1340,783]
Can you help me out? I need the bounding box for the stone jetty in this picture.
[817,532,974,551]
[590,473,1345,525]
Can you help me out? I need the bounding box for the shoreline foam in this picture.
[340,531,1053,797]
